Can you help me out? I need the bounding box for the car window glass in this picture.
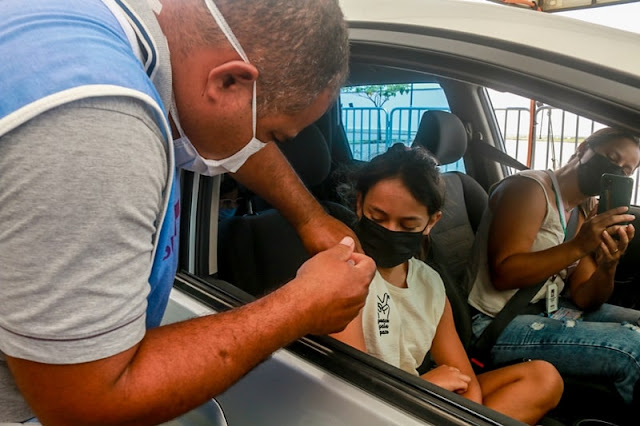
[488,88,607,170]
[340,83,465,173]
[487,88,639,205]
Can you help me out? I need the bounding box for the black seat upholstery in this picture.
[217,208,309,297]
[278,124,332,191]
[248,124,332,212]
[412,110,488,347]
[217,122,356,296]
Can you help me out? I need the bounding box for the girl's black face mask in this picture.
[356,215,425,268]
[577,148,624,196]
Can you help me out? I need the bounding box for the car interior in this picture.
[184,46,640,425]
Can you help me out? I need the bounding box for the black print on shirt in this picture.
[377,293,390,335]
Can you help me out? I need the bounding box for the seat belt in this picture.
[462,121,529,172]
[470,207,580,366]
[467,138,530,171]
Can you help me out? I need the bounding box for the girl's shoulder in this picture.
[408,258,446,295]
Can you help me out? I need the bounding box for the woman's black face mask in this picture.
[577,148,624,196]
[356,215,425,268]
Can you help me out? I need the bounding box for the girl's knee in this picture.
[526,360,564,407]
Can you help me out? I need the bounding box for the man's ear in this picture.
[424,210,443,235]
[204,60,258,105]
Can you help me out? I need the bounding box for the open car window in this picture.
[486,88,640,204]
[340,83,466,173]
[170,3,640,424]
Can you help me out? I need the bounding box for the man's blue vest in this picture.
[0,0,179,328]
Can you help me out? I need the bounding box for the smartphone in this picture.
[597,173,634,224]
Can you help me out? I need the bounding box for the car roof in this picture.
[339,0,640,78]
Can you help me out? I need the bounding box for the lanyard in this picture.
[546,170,567,235]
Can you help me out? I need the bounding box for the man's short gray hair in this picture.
[167,0,349,116]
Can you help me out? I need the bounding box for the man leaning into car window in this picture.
[469,128,640,406]
[0,0,375,424]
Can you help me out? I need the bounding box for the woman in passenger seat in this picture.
[332,144,563,425]
[468,127,640,407]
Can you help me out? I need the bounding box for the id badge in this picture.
[550,307,583,321]
[546,278,559,316]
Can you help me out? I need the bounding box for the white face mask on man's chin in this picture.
[172,114,266,176]
[171,0,266,176]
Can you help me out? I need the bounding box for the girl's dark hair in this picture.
[348,143,445,215]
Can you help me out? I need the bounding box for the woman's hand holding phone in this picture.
[574,204,633,255]
[597,221,634,266]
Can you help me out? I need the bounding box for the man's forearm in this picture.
[232,142,325,228]
[9,238,373,426]
[8,282,310,426]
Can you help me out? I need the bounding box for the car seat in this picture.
[217,123,356,297]
[411,110,488,348]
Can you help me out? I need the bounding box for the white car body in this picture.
[164,1,640,424]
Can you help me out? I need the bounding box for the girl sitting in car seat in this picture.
[331,144,563,425]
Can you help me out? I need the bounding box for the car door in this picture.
[164,169,520,426]
[163,2,640,425]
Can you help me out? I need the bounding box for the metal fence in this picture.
[342,106,464,172]
[495,107,640,204]
[388,107,449,142]
[494,107,600,170]
[342,105,640,204]
[342,107,389,162]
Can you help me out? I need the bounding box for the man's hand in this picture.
[288,236,375,335]
[421,365,472,394]
[297,211,363,254]
[7,238,374,426]
[231,143,363,254]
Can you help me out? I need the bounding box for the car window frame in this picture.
[175,21,640,426]
[175,171,523,425]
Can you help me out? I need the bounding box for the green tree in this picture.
[342,84,411,108]
[343,84,412,142]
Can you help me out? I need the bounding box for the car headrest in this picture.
[411,110,468,165]
[277,124,331,187]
